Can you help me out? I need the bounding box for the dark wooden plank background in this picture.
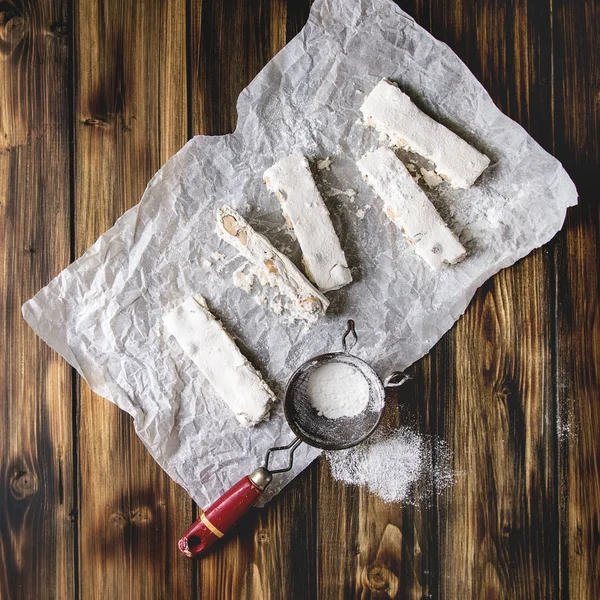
[1,0,598,598]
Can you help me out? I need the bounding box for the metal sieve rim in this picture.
[283,351,386,450]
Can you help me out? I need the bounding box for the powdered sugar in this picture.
[326,426,455,503]
[232,264,255,293]
[325,187,357,200]
[307,362,370,419]
[317,156,332,171]
[420,167,444,188]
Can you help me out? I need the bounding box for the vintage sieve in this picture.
[179,320,411,558]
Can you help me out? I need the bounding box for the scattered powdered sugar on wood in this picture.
[556,393,577,443]
[557,416,573,443]
[326,426,455,504]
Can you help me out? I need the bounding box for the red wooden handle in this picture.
[178,468,271,558]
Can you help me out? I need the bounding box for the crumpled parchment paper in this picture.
[23,0,577,507]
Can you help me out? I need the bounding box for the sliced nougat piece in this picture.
[357,147,466,270]
[264,154,352,292]
[360,79,490,189]
[163,296,276,427]
[216,205,329,324]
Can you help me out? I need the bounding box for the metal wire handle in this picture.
[263,437,302,474]
[342,319,358,353]
[383,371,413,388]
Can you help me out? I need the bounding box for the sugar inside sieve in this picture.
[284,350,386,450]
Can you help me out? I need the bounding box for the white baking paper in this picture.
[22,0,577,508]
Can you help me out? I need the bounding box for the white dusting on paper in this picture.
[327,427,455,503]
[232,264,255,293]
[255,266,269,286]
[326,187,357,200]
[485,206,503,228]
[317,156,332,171]
[307,362,370,419]
[210,251,227,273]
[271,297,283,315]
[255,293,267,307]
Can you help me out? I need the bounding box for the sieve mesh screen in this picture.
[284,352,385,450]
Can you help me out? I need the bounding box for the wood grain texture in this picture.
[73,1,191,598]
[0,0,75,598]
[553,0,600,596]
[1,0,599,598]
[351,370,438,600]
[317,349,438,600]
[427,0,559,597]
[191,0,288,137]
